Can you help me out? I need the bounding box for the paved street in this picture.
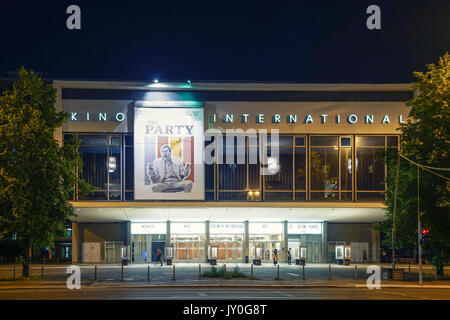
[0,286,449,300]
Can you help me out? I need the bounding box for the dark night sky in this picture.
[0,0,449,82]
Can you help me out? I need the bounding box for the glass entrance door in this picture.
[249,235,282,262]
[210,235,244,262]
[171,235,205,262]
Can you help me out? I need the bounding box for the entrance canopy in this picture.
[71,204,386,223]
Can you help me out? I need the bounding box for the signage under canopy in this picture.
[131,223,166,235]
[288,223,322,234]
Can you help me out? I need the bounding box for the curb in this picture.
[1,282,450,290]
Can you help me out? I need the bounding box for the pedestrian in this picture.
[273,248,278,265]
[381,250,386,263]
[156,248,163,266]
[287,248,292,265]
[362,250,368,263]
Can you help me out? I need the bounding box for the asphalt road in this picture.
[0,286,449,300]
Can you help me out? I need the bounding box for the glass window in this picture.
[264,192,293,201]
[74,134,123,201]
[311,192,339,201]
[78,145,108,200]
[295,136,305,146]
[340,147,352,191]
[294,148,306,190]
[218,144,247,191]
[265,147,293,190]
[79,135,108,146]
[356,148,385,191]
[311,136,339,147]
[356,136,385,147]
[340,137,352,147]
[267,135,293,147]
[310,147,339,191]
[387,136,399,147]
[357,192,385,201]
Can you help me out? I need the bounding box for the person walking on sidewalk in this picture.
[287,248,292,265]
[156,248,163,266]
[273,248,278,265]
[362,250,368,263]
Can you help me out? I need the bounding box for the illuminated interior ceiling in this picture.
[72,206,386,223]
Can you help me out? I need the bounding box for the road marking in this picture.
[288,273,298,277]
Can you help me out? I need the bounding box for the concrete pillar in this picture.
[283,221,289,263]
[165,221,171,247]
[205,220,210,262]
[72,221,78,263]
[322,221,328,263]
[124,221,131,246]
[371,223,380,263]
[244,221,249,262]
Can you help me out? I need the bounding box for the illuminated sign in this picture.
[209,113,405,125]
[131,223,166,235]
[171,223,205,234]
[134,107,204,200]
[69,112,126,122]
[249,223,283,234]
[210,223,244,234]
[288,223,322,234]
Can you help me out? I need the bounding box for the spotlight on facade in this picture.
[153,79,159,83]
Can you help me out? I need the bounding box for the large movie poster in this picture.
[134,107,204,200]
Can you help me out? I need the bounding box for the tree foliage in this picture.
[0,67,93,275]
[380,53,450,275]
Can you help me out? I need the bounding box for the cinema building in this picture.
[54,80,413,264]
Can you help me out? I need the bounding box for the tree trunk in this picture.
[22,239,30,278]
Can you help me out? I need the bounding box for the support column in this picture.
[322,221,328,263]
[244,221,249,262]
[72,221,78,263]
[165,221,171,247]
[371,223,380,263]
[124,221,131,246]
[283,221,288,263]
[205,221,210,263]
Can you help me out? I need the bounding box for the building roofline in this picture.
[53,80,413,92]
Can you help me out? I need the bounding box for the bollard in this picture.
[329,264,332,280]
[408,265,411,280]
[198,264,201,280]
[172,265,176,280]
[94,266,97,281]
[354,265,358,279]
[302,265,305,280]
[43,256,46,265]
[381,265,384,280]
[251,264,254,278]
[13,267,16,280]
[147,265,150,282]
[224,264,227,279]
[121,265,124,281]
[277,264,280,278]
[41,266,44,281]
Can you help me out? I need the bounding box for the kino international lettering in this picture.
[68,111,407,125]
[210,113,406,124]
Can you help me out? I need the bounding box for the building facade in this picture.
[54,80,413,264]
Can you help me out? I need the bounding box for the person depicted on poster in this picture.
[146,144,193,193]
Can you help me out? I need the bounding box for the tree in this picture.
[380,53,450,277]
[0,67,93,277]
